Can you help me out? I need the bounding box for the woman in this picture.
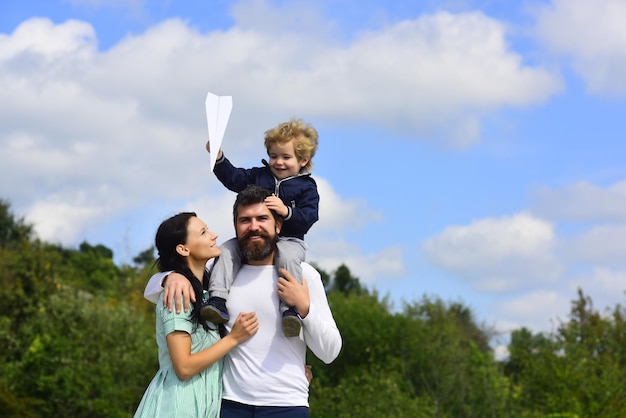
[135,212,258,418]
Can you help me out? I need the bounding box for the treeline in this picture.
[1,199,625,417]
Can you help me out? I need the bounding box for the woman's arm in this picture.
[167,311,258,381]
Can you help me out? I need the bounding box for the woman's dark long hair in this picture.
[155,212,210,332]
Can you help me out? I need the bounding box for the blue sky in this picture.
[2,0,626,353]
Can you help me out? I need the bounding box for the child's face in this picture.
[267,139,308,180]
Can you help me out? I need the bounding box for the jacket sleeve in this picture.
[144,260,215,303]
[144,271,169,304]
[283,179,319,237]
[300,263,342,364]
[213,154,260,193]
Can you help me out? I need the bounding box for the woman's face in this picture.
[184,216,221,262]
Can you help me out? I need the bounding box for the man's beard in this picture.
[238,230,278,262]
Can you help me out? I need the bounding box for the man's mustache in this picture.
[241,230,271,241]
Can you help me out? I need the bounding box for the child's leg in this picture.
[276,238,306,288]
[208,237,241,299]
[276,238,307,337]
[201,238,241,324]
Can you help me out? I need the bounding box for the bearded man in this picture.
[144,184,342,418]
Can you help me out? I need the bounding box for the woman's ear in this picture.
[176,244,189,257]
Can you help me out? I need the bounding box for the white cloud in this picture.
[489,268,626,338]
[493,344,510,361]
[0,17,96,61]
[534,0,626,95]
[303,177,403,281]
[492,290,570,334]
[0,4,559,255]
[314,177,382,233]
[488,266,626,335]
[308,238,406,283]
[27,194,113,244]
[423,213,562,292]
[564,225,626,265]
[568,267,626,309]
[532,179,626,222]
[179,190,239,244]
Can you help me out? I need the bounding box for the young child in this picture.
[202,118,319,337]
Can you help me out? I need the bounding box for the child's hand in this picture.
[265,194,288,217]
[205,141,223,158]
[230,312,258,344]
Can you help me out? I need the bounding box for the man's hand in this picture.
[265,194,288,217]
[277,268,310,318]
[163,272,196,313]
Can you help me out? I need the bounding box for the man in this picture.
[144,184,342,417]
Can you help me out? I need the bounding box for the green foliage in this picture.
[310,365,435,418]
[0,199,33,246]
[2,198,626,417]
[0,200,157,417]
[57,241,121,291]
[505,289,626,417]
[6,289,156,417]
[329,263,363,295]
[133,246,156,267]
[398,296,510,417]
[309,267,509,417]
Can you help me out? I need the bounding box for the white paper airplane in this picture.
[205,92,233,171]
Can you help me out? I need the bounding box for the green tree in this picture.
[310,365,435,418]
[7,197,626,417]
[399,296,510,417]
[329,263,363,295]
[133,246,156,267]
[0,199,33,246]
[309,264,510,417]
[505,289,626,417]
[6,288,156,417]
[56,242,120,291]
[0,199,157,416]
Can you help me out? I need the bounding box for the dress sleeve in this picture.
[300,263,342,364]
[156,293,194,335]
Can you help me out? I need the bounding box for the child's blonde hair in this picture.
[264,118,318,172]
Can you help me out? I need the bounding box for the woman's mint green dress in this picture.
[135,291,223,418]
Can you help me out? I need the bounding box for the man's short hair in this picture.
[233,185,279,223]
